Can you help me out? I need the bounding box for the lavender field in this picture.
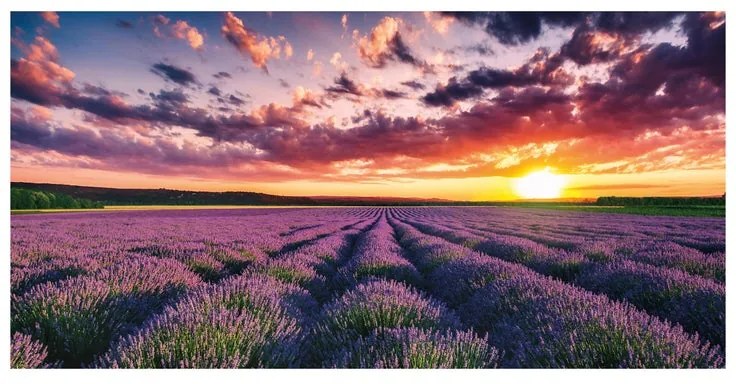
[10,207,725,368]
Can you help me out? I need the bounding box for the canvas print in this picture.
[9,11,725,369]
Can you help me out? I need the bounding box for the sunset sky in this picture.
[10,11,725,200]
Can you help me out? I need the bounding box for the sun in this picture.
[514,168,567,199]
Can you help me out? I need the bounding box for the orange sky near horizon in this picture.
[11,165,725,201]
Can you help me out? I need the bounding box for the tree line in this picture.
[596,195,725,206]
[11,188,104,210]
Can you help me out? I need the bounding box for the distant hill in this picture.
[11,182,315,206]
[12,182,723,208]
[10,182,454,206]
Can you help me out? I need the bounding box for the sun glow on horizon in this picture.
[514,168,567,199]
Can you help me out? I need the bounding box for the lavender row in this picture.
[396,215,725,348]
[394,207,724,254]
[308,279,498,368]
[400,210,724,283]
[334,214,422,289]
[386,216,723,367]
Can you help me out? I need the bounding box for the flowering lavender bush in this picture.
[101,274,316,368]
[327,327,499,368]
[310,279,461,365]
[317,279,460,336]
[461,276,723,368]
[11,277,131,367]
[11,332,49,369]
[576,260,725,346]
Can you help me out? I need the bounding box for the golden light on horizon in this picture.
[514,168,567,199]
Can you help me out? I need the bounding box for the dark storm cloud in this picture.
[213,71,232,79]
[81,84,128,98]
[444,12,586,45]
[400,80,426,90]
[422,77,483,107]
[150,63,198,86]
[390,34,421,67]
[115,19,134,29]
[445,12,682,47]
[228,94,245,106]
[378,89,408,99]
[150,89,189,108]
[559,13,684,66]
[575,12,725,133]
[422,49,568,106]
[324,72,364,96]
[594,12,682,36]
[207,86,222,96]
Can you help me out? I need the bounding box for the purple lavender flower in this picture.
[462,275,723,368]
[327,327,499,368]
[11,332,49,369]
[576,260,725,347]
[100,273,317,368]
[11,276,130,367]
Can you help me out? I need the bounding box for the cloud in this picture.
[221,11,293,71]
[444,12,585,45]
[228,94,245,106]
[116,19,134,29]
[423,48,570,106]
[446,12,683,49]
[212,71,232,79]
[400,80,426,90]
[171,20,205,50]
[40,12,60,28]
[149,88,189,108]
[324,72,364,97]
[329,52,348,70]
[152,14,170,37]
[422,77,483,107]
[151,16,205,50]
[559,13,682,66]
[292,86,327,109]
[10,36,75,104]
[378,89,408,99]
[150,63,198,86]
[355,17,423,68]
[9,106,271,177]
[81,84,128,98]
[423,12,454,34]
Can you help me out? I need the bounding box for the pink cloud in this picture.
[40,12,60,28]
[221,12,293,71]
[171,20,205,50]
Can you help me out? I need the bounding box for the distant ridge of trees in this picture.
[596,195,725,206]
[11,188,104,210]
[11,182,315,206]
[10,182,725,208]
